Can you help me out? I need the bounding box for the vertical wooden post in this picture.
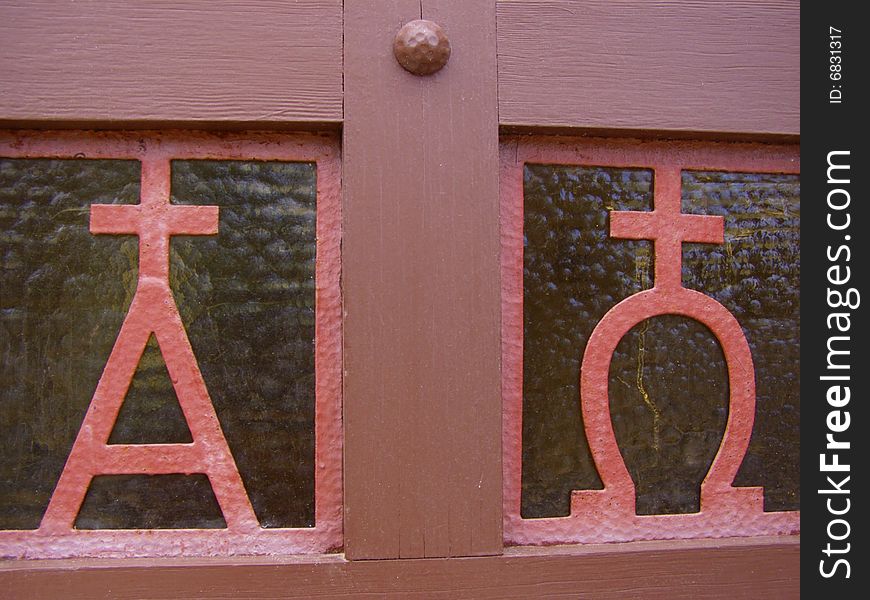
[343,0,501,559]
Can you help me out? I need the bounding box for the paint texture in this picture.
[503,138,800,545]
[0,131,342,558]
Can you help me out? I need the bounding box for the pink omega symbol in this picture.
[573,166,793,539]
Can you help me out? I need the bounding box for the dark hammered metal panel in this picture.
[109,334,193,444]
[610,316,728,515]
[522,165,652,518]
[170,160,317,528]
[76,475,225,529]
[522,165,800,518]
[0,158,139,529]
[682,171,800,511]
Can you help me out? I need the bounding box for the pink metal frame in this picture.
[501,136,801,545]
[0,130,342,558]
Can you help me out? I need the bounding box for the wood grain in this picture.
[497,0,799,136]
[1,0,799,137]
[342,0,502,559]
[0,536,800,598]
[0,0,342,126]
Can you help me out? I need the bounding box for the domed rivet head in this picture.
[393,20,451,76]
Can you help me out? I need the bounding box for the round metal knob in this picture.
[393,20,451,76]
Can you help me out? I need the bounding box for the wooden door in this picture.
[1,0,799,596]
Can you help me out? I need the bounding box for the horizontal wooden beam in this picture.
[0,536,799,598]
[496,0,799,136]
[0,0,342,126]
[2,1,799,138]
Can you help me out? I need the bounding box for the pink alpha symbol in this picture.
[0,130,343,558]
[40,158,258,534]
[571,166,798,542]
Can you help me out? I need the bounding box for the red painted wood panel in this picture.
[497,0,800,136]
[1,1,799,138]
[343,0,502,559]
[0,1,342,127]
[0,536,799,599]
